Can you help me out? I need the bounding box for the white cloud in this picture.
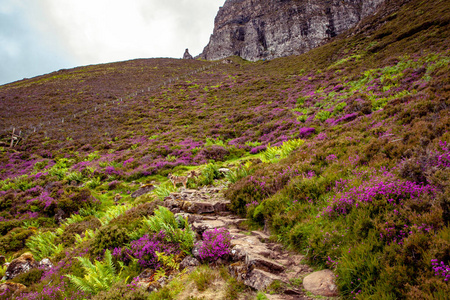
[32,0,224,64]
[0,0,224,84]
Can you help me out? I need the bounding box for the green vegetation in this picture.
[0,0,448,298]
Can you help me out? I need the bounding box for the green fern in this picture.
[66,249,122,294]
[85,177,101,189]
[98,203,132,226]
[225,166,252,183]
[156,251,180,271]
[74,229,97,244]
[140,206,195,254]
[63,214,85,226]
[26,231,63,261]
[155,182,177,200]
[205,137,226,147]
[65,171,84,183]
[198,163,220,186]
[262,139,304,162]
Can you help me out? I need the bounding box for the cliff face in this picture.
[200,0,386,61]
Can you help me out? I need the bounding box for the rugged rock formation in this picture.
[183,48,194,60]
[201,0,386,61]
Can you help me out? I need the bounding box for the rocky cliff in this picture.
[200,0,386,61]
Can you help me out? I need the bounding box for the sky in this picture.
[0,0,225,85]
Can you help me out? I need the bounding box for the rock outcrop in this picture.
[183,48,194,60]
[200,0,386,61]
[3,252,38,280]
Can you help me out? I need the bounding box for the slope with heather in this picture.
[0,0,449,299]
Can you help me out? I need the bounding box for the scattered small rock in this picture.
[218,168,231,173]
[180,256,200,269]
[38,258,53,270]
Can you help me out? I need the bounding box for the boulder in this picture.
[192,242,203,259]
[4,252,37,280]
[302,269,338,297]
[228,261,248,282]
[213,201,230,213]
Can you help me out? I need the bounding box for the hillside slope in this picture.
[0,0,449,299]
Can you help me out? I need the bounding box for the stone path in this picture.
[162,186,339,299]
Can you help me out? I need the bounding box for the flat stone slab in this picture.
[244,268,282,291]
[303,269,338,297]
[251,230,270,242]
[192,219,227,233]
[246,253,285,273]
[183,201,215,214]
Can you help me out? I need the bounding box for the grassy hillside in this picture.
[0,0,449,299]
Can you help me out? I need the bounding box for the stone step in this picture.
[165,186,320,299]
[191,216,246,234]
[163,199,231,214]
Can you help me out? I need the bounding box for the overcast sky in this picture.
[0,0,225,85]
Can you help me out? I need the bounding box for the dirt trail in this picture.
[163,185,338,299]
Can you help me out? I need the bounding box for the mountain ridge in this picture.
[200,0,387,61]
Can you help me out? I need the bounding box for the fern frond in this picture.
[26,230,61,261]
[66,249,120,295]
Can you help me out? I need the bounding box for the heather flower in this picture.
[298,127,315,138]
[250,145,267,154]
[316,132,327,140]
[431,259,450,281]
[113,231,180,269]
[198,228,232,261]
[326,154,337,163]
[323,178,435,217]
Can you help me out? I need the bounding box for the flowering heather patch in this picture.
[26,191,56,209]
[250,145,267,154]
[14,280,89,300]
[113,231,180,269]
[323,177,435,218]
[325,154,337,163]
[198,228,232,261]
[298,127,315,138]
[431,259,450,281]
